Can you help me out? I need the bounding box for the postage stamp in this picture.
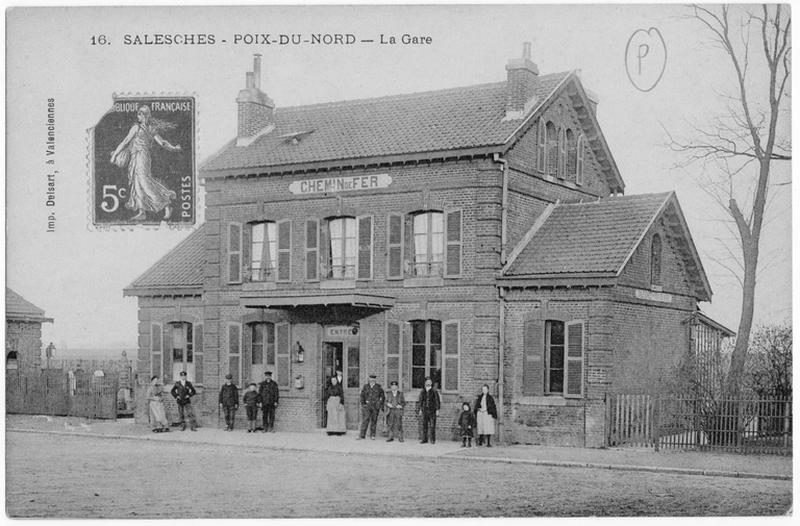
[89,96,196,227]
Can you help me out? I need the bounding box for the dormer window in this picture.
[546,121,558,176]
[566,129,577,181]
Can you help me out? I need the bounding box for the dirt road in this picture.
[5,432,791,518]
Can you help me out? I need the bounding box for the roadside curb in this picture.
[8,428,791,481]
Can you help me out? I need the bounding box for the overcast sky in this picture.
[6,5,791,353]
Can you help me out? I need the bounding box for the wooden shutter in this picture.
[305,219,319,281]
[228,323,242,387]
[404,214,414,277]
[357,215,373,280]
[277,220,291,282]
[386,213,404,279]
[537,119,546,173]
[151,323,162,380]
[228,222,243,283]
[195,323,203,385]
[242,324,252,385]
[445,209,462,277]
[319,220,330,279]
[442,320,460,392]
[276,322,291,388]
[386,320,402,388]
[565,321,584,398]
[242,223,252,282]
[522,319,545,396]
[576,134,585,186]
[163,323,173,383]
[557,128,567,179]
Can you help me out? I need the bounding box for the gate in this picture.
[6,370,118,420]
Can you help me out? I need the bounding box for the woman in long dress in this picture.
[147,375,170,432]
[474,384,497,447]
[324,376,347,435]
[110,105,180,221]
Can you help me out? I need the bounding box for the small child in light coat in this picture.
[458,402,477,447]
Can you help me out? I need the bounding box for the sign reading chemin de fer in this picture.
[288,173,392,195]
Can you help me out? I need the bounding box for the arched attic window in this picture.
[650,234,663,287]
[566,129,577,181]
[545,121,558,176]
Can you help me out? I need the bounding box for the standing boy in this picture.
[218,373,239,431]
[385,380,405,442]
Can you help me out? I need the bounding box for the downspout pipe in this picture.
[493,153,509,444]
[493,153,509,265]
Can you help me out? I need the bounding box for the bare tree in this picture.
[669,5,791,396]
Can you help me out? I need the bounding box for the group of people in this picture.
[148,369,498,446]
[323,373,497,446]
[146,370,280,433]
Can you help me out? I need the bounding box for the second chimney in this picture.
[236,53,274,146]
[505,42,540,118]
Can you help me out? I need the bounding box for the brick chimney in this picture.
[236,54,275,147]
[504,42,540,120]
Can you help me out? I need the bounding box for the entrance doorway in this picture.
[321,339,360,430]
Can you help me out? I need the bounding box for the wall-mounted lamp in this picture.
[295,342,305,363]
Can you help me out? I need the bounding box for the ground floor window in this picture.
[546,320,565,394]
[170,322,194,382]
[249,322,275,382]
[411,320,442,389]
[6,351,17,370]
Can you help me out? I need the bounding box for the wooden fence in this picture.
[606,394,792,455]
[6,370,118,420]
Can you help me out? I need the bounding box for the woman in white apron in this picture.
[147,375,170,432]
[474,384,497,447]
[324,376,347,435]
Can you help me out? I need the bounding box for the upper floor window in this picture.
[576,133,585,186]
[651,234,662,286]
[328,217,357,279]
[545,121,558,176]
[566,129,577,181]
[412,211,444,277]
[250,221,277,282]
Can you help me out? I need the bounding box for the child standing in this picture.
[243,383,261,433]
[458,402,477,447]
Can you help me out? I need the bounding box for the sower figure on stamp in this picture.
[109,104,180,221]
[416,377,440,444]
[358,374,385,440]
[258,371,279,433]
[385,380,405,442]
[170,371,197,431]
[218,374,239,431]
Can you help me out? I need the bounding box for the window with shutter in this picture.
[445,209,462,277]
[357,215,373,280]
[537,119,546,173]
[151,323,162,380]
[195,324,203,385]
[411,320,442,389]
[576,134,585,186]
[249,221,277,282]
[557,127,567,179]
[385,320,402,387]
[228,323,242,387]
[442,320,460,392]
[522,319,544,396]
[386,214,404,280]
[228,222,243,283]
[248,322,275,382]
[545,321,564,394]
[564,321,585,398]
[411,212,444,277]
[277,220,291,282]
[327,217,357,279]
[276,322,291,388]
[305,219,319,281]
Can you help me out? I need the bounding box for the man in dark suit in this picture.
[385,380,405,442]
[258,371,279,433]
[416,377,440,444]
[218,373,239,431]
[358,374,385,440]
[170,371,197,431]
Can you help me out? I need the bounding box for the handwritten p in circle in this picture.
[625,27,667,92]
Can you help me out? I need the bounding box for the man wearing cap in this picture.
[385,380,405,442]
[335,370,343,387]
[416,377,440,444]
[218,374,239,431]
[358,374,385,440]
[258,371,279,433]
[170,371,198,431]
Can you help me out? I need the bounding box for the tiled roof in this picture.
[6,288,52,322]
[201,72,571,173]
[124,224,207,295]
[504,193,672,276]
